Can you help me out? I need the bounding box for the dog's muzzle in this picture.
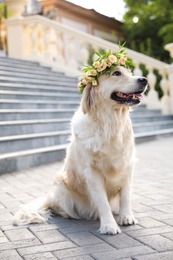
[111,77,148,106]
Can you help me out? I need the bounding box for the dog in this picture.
[13,65,147,235]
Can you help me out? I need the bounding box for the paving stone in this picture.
[162,232,173,240]
[0,137,173,259]
[23,252,57,260]
[53,244,115,259]
[66,231,104,246]
[0,238,41,251]
[133,251,173,260]
[137,217,165,228]
[33,229,68,243]
[93,233,142,249]
[64,256,94,260]
[136,234,173,252]
[5,228,35,241]
[126,225,173,238]
[0,235,9,243]
[161,218,173,226]
[18,241,76,256]
[0,249,22,260]
[91,245,155,259]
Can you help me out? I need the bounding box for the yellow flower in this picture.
[82,79,88,85]
[88,69,97,76]
[106,60,112,67]
[93,61,100,68]
[82,73,87,79]
[97,60,107,72]
[118,56,127,65]
[85,76,93,83]
[108,55,117,63]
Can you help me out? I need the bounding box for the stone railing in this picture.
[5,15,173,114]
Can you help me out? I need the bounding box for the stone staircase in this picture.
[0,57,173,174]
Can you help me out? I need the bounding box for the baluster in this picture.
[30,23,38,58]
[133,61,143,76]
[23,24,33,58]
[146,68,160,109]
[47,28,58,61]
[56,32,65,64]
[160,73,171,115]
[36,24,45,57]
[80,45,89,66]
[68,37,77,69]
[43,27,51,60]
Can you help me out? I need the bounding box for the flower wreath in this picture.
[77,43,134,94]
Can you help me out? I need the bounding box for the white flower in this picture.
[81,79,88,85]
[106,60,112,67]
[97,60,107,72]
[118,56,127,65]
[108,55,117,63]
[93,61,100,68]
[88,69,97,76]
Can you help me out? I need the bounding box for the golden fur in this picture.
[13,66,147,235]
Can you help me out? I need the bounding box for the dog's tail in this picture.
[13,196,51,226]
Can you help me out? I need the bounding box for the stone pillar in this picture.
[6,0,26,17]
[164,43,173,114]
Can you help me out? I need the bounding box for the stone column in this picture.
[164,43,173,114]
[6,0,26,17]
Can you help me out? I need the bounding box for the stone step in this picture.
[0,56,41,65]
[0,82,77,93]
[131,110,161,116]
[0,99,79,109]
[0,70,78,82]
[1,128,173,174]
[0,75,78,85]
[135,128,173,143]
[1,108,167,121]
[0,90,80,101]
[1,117,172,138]
[0,130,70,154]
[0,118,70,136]
[131,114,173,123]
[0,109,75,121]
[0,144,67,174]
[0,59,57,72]
[0,65,64,76]
[133,120,173,133]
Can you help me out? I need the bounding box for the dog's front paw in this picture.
[118,214,137,226]
[99,223,121,235]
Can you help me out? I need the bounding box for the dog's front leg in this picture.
[118,175,137,226]
[86,168,121,235]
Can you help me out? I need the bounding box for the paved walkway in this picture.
[0,136,173,260]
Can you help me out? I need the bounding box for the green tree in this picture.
[123,0,173,62]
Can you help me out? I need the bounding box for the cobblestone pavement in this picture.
[0,136,173,260]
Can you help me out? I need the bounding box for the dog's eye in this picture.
[112,71,121,76]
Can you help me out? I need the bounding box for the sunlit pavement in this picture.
[0,136,173,260]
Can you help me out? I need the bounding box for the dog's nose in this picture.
[137,77,147,85]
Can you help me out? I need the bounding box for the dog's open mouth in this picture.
[111,91,143,106]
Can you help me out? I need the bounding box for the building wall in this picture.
[5,0,124,43]
[41,0,124,43]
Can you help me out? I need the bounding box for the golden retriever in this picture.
[13,65,147,235]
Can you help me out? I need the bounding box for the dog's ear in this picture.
[81,83,96,114]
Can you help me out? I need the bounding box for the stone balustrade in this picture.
[5,15,173,114]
